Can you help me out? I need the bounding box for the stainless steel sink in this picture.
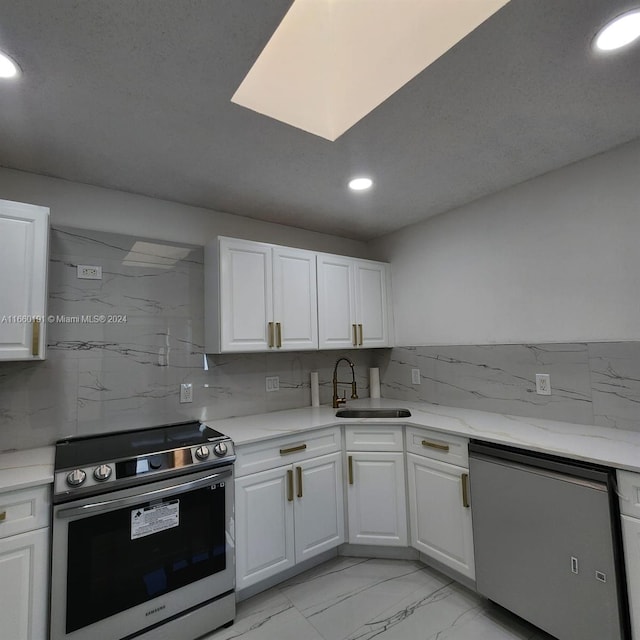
[335,408,411,418]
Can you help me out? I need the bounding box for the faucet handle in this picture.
[336,393,347,407]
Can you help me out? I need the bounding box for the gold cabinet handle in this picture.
[32,319,40,356]
[421,440,450,452]
[276,322,282,348]
[461,473,470,508]
[352,324,357,347]
[358,324,363,346]
[348,455,354,485]
[296,466,303,498]
[280,444,307,456]
[0,511,6,522]
[287,469,294,502]
[268,322,274,348]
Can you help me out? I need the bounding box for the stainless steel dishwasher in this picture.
[469,441,630,640]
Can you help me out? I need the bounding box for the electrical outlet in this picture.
[77,264,103,280]
[535,373,551,395]
[411,368,421,385]
[180,383,193,403]
[266,376,280,392]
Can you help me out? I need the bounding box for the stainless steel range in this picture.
[50,421,236,640]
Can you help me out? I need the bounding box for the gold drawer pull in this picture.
[348,455,354,485]
[268,322,274,348]
[422,440,450,452]
[461,473,470,508]
[280,444,307,455]
[358,323,363,346]
[32,319,40,356]
[276,322,282,348]
[296,466,303,498]
[287,470,294,502]
[352,324,357,346]
[0,511,6,522]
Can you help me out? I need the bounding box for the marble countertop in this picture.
[6,397,640,489]
[0,446,54,492]
[205,398,640,473]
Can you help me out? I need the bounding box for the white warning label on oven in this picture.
[131,500,180,540]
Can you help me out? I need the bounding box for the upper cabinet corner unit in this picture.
[205,237,318,353]
[205,237,392,354]
[317,253,391,349]
[0,199,50,361]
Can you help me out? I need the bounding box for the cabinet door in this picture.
[0,528,48,640]
[0,200,49,361]
[235,466,295,590]
[272,246,318,350]
[407,453,475,579]
[346,451,407,546]
[622,515,640,640]
[293,452,344,562]
[317,254,357,349]
[354,260,390,348]
[219,238,273,352]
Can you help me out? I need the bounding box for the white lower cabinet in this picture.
[235,465,295,588]
[345,425,408,547]
[0,529,49,640]
[0,485,50,640]
[235,451,344,590]
[407,453,475,579]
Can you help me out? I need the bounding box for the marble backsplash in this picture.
[376,343,640,431]
[0,227,374,451]
[2,226,638,451]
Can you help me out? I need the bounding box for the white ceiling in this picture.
[0,0,639,241]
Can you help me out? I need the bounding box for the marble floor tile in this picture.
[202,590,324,640]
[211,557,556,640]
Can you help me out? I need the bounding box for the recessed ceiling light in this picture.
[349,177,373,191]
[0,50,20,78]
[594,9,640,51]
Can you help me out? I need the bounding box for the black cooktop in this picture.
[55,421,227,470]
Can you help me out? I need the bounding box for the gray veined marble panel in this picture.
[200,353,269,421]
[589,342,640,431]
[378,344,594,425]
[265,352,308,413]
[0,351,79,449]
[377,347,439,403]
[76,355,181,436]
[48,229,203,322]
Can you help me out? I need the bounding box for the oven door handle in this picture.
[56,469,232,519]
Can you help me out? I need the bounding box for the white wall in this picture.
[0,167,371,257]
[370,138,640,345]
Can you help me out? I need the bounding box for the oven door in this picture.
[51,466,235,640]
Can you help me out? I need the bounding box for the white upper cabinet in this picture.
[317,254,391,349]
[206,237,391,353]
[205,237,317,352]
[354,260,390,348]
[272,245,318,351]
[0,199,49,361]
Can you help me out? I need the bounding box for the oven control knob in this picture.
[195,446,210,461]
[93,464,113,482]
[66,469,87,487]
[213,442,228,457]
